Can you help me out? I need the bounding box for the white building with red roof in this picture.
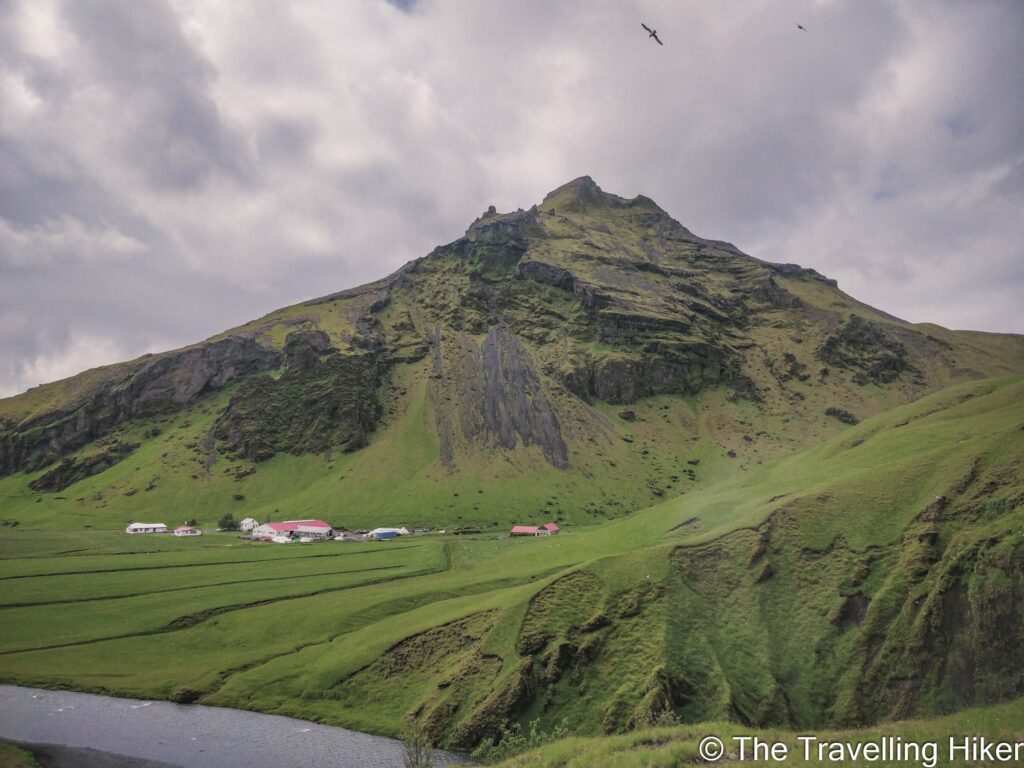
[253,519,334,541]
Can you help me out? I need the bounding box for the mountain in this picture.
[1,177,1021,529]
[1,179,1023,752]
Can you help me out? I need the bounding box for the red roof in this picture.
[264,519,332,532]
[511,523,560,535]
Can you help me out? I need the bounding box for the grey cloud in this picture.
[59,0,248,190]
[0,0,1021,398]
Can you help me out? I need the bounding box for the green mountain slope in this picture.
[1,178,1021,530]
[1,376,1021,750]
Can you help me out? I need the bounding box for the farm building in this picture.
[125,522,167,534]
[510,523,560,537]
[253,519,333,540]
[371,530,398,541]
[239,517,258,532]
[368,527,409,538]
[173,526,202,537]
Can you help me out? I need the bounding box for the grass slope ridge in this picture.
[1,178,1022,531]
[493,696,1024,767]
[0,376,1021,749]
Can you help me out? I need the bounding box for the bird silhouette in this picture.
[641,22,663,45]
[795,23,807,31]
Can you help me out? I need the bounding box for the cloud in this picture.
[0,0,1021,397]
[0,215,146,266]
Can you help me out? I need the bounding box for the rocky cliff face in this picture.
[0,336,279,476]
[214,330,382,461]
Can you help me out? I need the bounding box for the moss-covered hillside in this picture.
[1,177,1021,530]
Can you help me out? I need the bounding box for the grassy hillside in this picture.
[493,697,1024,767]
[2,179,1021,536]
[0,375,1021,749]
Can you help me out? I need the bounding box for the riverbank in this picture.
[0,741,39,768]
[0,686,470,768]
[6,742,180,768]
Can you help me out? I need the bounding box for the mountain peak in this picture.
[539,176,670,221]
[540,175,608,211]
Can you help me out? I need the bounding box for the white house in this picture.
[125,522,167,534]
[173,526,202,537]
[239,517,259,532]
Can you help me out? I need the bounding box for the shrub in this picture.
[471,718,569,763]
[218,513,239,531]
[402,719,435,768]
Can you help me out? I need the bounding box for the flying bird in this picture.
[795,23,807,31]
[641,22,663,45]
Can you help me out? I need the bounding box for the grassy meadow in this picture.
[0,376,1022,751]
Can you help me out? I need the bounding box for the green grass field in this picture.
[0,376,1022,752]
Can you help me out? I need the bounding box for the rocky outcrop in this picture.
[0,336,280,476]
[818,315,913,385]
[514,259,576,293]
[214,331,383,461]
[766,261,838,287]
[825,407,859,425]
[28,440,139,492]
[562,344,737,405]
[479,325,568,468]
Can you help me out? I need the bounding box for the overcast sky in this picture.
[1,0,1022,398]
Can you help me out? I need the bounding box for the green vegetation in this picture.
[0,376,1021,751]
[0,742,39,768]
[493,696,1024,767]
[0,178,1021,756]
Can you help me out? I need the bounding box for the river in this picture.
[0,685,471,767]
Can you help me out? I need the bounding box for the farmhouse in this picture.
[125,522,167,534]
[510,523,560,537]
[239,517,258,532]
[173,526,202,537]
[253,519,333,540]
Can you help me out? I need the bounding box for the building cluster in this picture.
[126,517,562,542]
[125,522,201,537]
[246,520,413,543]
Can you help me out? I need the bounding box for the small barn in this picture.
[369,527,409,538]
[239,517,258,532]
[173,526,202,537]
[125,522,168,534]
